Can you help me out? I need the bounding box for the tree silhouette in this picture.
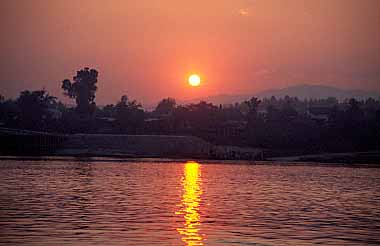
[244,97,261,121]
[2,84,380,154]
[170,101,221,136]
[243,97,263,146]
[154,98,176,116]
[16,90,57,130]
[115,95,144,133]
[62,67,98,116]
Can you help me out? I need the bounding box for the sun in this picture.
[188,74,201,87]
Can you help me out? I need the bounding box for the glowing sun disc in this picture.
[188,74,201,87]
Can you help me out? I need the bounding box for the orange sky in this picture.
[1,0,379,105]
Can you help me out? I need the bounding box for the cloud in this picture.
[239,8,250,16]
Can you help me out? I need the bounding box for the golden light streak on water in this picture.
[176,161,203,246]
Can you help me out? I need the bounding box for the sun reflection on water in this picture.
[176,161,203,246]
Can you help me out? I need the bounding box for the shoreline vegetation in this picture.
[1,68,379,161]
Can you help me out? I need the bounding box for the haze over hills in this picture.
[180,84,380,106]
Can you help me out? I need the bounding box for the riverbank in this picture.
[0,128,263,160]
[2,128,379,163]
[56,134,263,160]
[268,151,380,164]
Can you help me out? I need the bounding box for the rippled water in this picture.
[0,160,380,245]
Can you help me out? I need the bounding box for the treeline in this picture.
[1,67,379,153]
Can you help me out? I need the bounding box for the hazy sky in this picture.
[1,0,379,105]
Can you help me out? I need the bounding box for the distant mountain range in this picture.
[182,84,380,105]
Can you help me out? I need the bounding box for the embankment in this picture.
[57,134,262,160]
[0,128,262,160]
[268,151,380,164]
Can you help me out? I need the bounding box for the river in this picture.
[0,159,379,245]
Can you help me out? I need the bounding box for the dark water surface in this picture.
[0,160,379,245]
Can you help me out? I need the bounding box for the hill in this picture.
[256,84,380,101]
[181,84,380,105]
